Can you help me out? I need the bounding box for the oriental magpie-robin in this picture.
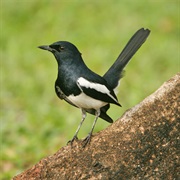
[38,28,150,146]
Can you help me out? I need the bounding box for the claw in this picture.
[67,136,78,146]
[82,133,92,147]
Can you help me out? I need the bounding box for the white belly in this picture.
[68,93,107,110]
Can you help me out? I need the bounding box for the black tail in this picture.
[103,28,150,89]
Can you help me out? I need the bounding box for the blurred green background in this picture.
[1,0,179,179]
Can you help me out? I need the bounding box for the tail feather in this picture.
[103,28,150,89]
[85,104,113,123]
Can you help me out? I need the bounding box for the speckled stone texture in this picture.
[13,73,180,180]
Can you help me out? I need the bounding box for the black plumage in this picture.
[38,28,150,146]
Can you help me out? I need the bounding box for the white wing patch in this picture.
[77,77,118,103]
[77,77,110,94]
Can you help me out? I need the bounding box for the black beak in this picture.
[38,45,52,51]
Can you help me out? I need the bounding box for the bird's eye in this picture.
[59,46,65,51]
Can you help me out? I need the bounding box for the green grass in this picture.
[1,0,179,179]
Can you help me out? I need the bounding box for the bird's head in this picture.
[38,41,82,64]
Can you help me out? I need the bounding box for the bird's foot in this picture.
[67,135,78,146]
[82,133,92,147]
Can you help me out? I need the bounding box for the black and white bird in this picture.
[38,28,150,146]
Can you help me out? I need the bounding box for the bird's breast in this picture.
[55,73,81,97]
[67,92,108,110]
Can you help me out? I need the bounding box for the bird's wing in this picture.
[55,84,113,123]
[76,77,121,106]
[55,85,78,108]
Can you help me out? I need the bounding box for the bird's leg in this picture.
[83,109,100,147]
[67,109,87,145]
